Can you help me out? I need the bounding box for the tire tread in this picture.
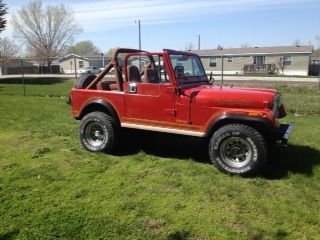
[209,123,267,176]
[79,111,119,153]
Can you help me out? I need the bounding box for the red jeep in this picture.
[68,48,293,175]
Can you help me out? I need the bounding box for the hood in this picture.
[184,85,276,109]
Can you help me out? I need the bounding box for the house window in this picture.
[79,61,84,68]
[253,56,265,65]
[283,56,292,66]
[209,57,217,67]
[227,57,233,63]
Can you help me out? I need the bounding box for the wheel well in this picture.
[77,103,120,124]
[207,118,274,143]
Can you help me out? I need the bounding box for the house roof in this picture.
[191,45,313,57]
[58,54,89,62]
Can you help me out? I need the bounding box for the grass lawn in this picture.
[0,80,320,239]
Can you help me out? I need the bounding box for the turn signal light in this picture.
[247,112,263,117]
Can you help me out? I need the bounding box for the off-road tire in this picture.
[74,74,96,89]
[209,124,267,176]
[79,112,119,153]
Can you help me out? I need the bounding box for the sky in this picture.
[3,0,320,52]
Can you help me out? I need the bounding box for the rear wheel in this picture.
[79,112,119,153]
[209,124,267,176]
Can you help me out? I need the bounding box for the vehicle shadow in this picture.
[262,144,320,179]
[119,129,210,164]
[119,129,320,179]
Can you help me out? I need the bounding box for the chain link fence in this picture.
[0,55,110,96]
[0,54,319,97]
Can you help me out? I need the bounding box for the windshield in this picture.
[169,54,207,82]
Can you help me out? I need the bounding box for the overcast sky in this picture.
[3,0,320,52]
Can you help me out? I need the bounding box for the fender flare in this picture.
[77,99,120,124]
[204,112,277,139]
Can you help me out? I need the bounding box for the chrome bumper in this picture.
[279,122,294,145]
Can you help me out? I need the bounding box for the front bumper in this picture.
[278,122,294,145]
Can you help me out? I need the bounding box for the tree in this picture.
[0,0,7,33]
[293,39,302,46]
[67,40,100,56]
[185,42,194,51]
[12,0,82,64]
[240,43,251,48]
[217,44,223,50]
[316,35,320,47]
[0,38,20,74]
[0,37,20,56]
[106,48,117,57]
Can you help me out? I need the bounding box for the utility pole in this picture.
[197,34,201,50]
[135,20,141,50]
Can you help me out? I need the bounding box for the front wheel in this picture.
[79,112,119,153]
[209,124,267,176]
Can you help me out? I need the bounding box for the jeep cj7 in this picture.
[68,48,293,176]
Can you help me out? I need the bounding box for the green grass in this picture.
[0,78,73,97]
[0,80,320,239]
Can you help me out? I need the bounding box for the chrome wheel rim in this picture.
[220,136,252,168]
[84,122,107,147]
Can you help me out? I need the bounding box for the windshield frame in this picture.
[167,50,208,85]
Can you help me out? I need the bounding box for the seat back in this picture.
[96,81,110,90]
[127,65,141,82]
[109,83,118,90]
[144,68,160,83]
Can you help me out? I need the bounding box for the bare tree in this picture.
[217,44,223,50]
[12,0,82,65]
[0,0,7,33]
[106,48,117,57]
[316,35,320,46]
[67,40,100,56]
[0,37,20,57]
[0,37,20,74]
[240,43,251,48]
[293,39,302,46]
[185,42,194,51]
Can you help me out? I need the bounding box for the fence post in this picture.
[74,56,77,80]
[318,71,320,91]
[20,59,26,96]
[221,55,224,87]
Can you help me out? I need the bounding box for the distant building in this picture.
[58,54,89,74]
[85,56,111,68]
[192,45,313,76]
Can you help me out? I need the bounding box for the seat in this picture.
[127,65,141,82]
[144,68,160,83]
[96,81,108,90]
[96,81,118,91]
[109,83,118,90]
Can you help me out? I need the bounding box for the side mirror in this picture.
[174,66,184,78]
